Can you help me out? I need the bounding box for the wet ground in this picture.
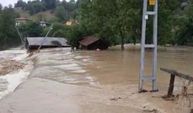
[0,46,193,113]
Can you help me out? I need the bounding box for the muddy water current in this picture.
[75,48,193,90]
[1,47,193,92]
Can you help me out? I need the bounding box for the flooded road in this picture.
[0,46,193,113]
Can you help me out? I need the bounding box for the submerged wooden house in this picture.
[25,37,70,50]
[79,36,109,50]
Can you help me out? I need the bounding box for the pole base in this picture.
[138,89,148,93]
[138,89,159,93]
[150,89,159,92]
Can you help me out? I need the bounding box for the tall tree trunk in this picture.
[121,37,124,50]
[120,31,124,50]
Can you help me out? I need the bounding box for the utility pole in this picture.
[139,0,158,92]
[37,24,53,52]
[15,19,25,47]
[15,26,25,45]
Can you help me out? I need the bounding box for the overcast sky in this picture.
[0,0,28,7]
[0,0,69,7]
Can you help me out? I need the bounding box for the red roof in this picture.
[16,17,30,21]
[79,36,100,46]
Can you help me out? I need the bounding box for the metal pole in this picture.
[139,0,158,92]
[139,0,148,92]
[152,0,158,91]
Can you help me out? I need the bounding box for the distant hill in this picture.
[14,0,79,23]
[15,8,57,22]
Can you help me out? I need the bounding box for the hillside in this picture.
[15,8,57,22]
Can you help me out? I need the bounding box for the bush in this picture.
[18,22,43,37]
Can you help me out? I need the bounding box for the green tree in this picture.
[79,0,193,48]
[79,0,141,50]
[15,0,27,10]
[60,0,79,19]
[114,0,141,49]
[55,5,69,21]
[0,7,20,49]
[79,0,117,45]
[26,0,46,15]
[175,3,193,45]
[19,22,43,37]
[0,5,1,11]
[42,0,57,9]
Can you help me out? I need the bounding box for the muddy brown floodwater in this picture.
[76,47,193,87]
[74,46,193,113]
[0,46,193,113]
